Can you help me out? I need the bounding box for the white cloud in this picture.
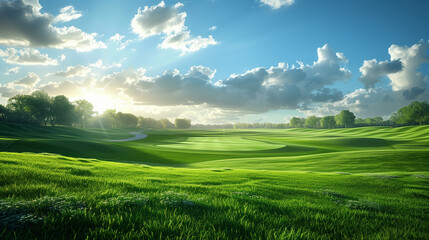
[14,72,40,87]
[53,5,82,23]
[50,65,91,78]
[0,48,62,65]
[86,44,349,112]
[387,41,429,92]
[359,59,402,89]
[260,0,295,9]
[109,34,125,42]
[39,79,92,98]
[131,2,186,38]
[131,1,217,54]
[5,67,20,75]
[90,60,122,69]
[209,26,217,31]
[108,33,134,51]
[0,0,105,52]
[159,31,217,54]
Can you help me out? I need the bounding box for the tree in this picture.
[305,116,321,128]
[290,117,305,128]
[335,110,356,128]
[0,104,10,122]
[7,94,32,125]
[51,95,74,126]
[158,119,174,129]
[28,90,52,126]
[73,100,94,128]
[101,109,118,128]
[395,101,429,125]
[175,118,191,129]
[117,112,138,128]
[320,116,336,129]
[138,117,160,129]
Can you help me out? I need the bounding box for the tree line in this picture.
[0,90,427,129]
[0,90,192,129]
[231,102,428,129]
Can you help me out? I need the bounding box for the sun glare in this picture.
[83,92,115,114]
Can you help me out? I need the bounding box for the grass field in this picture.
[0,123,428,239]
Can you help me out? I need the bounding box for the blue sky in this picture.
[0,0,428,123]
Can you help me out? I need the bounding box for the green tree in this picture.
[158,119,174,129]
[335,110,356,128]
[304,116,321,128]
[175,118,191,129]
[0,104,10,122]
[290,117,305,128]
[138,117,160,129]
[320,116,336,129]
[7,94,32,125]
[396,101,429,125]
[73,100,94,128]
[101,109,118,128]
[51,95,74,126]
[117,112,138,128]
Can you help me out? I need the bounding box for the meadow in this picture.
[0,123,428,239]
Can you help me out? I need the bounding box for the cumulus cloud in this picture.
[86,44,349,112]
[309,40,429,118]
[131,1,217,53]
[39,78,92,98]
[90,59,122,69]
[359,59,402,89]
[158,31,217,54]
[5,67,20,75]
[0,0,105,52]
[50,65,91,77]
[260,0,295,9]
[387,41,429,92]
[53,5,82,23]
[108,33,134,50]
[0,48,63,65]
[209,26,217,31]
[14,72,40,87]
[357,40,429,100]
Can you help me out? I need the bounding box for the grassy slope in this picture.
[1,152,428,239]
[0,123,428,239]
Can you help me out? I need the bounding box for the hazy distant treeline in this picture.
[229,102,429,129]
[0,90,191,129]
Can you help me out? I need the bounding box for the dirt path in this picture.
[107,131,148,142]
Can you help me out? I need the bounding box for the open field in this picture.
[1,123,428,239]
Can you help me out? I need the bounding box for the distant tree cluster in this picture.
[1,90,93,127]
[230,101,429,129]
[0,91,192,129]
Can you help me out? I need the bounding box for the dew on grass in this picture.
[232,191,265,199]
[160,191,196,207]
[346,199,383,212]
[101,193,148,207]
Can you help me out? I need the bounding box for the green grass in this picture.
[0,123,428,239]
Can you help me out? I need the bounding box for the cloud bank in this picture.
[0,48,64,65]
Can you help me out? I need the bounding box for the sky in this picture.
[0,0,428,124]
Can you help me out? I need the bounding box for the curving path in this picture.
[107,131,148,142]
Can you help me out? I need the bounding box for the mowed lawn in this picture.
[0,123,428,239]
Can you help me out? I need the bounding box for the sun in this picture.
[82,91,116,114]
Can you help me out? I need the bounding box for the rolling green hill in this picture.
[0,123,428,239]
